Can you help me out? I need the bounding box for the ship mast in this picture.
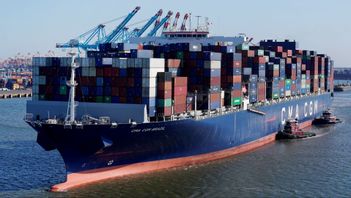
[65,52,79,124]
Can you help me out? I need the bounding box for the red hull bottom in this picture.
[51,120,313,192]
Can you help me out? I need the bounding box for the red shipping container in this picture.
[273,70,279,77]
[276,46,283,53]
[111,68,119,76]
[104,67,112,77]
[157,107,172,116]
[258,81,266,89]
[111,77,118,86]
[119,87,127,96]
[167,59,181,68]
[233,60,242,68]
[241,50,255,58]
[118,77,127,86]
[158,90,172,99]
[119,97,127,103]
[296,50,303,55]
[227,75,241,83]
[279,80,285,88]
[158,81,172,91]
[112,87,119,96]
[231,90,241,98]
[208,77,220,85]
[173,77,187,87]
[174,95,186,105]
[80,77,90,86]
[96,68,104,76]
[174,103,187,114]
[282,52,287,58]
[173,86,187,96]
[210,92,221,102]
[254,56,266,64]
[134,97,142,104]
[127,78,134,87]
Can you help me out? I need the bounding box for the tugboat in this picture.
[312,109,341,125]
[276,119,316,140]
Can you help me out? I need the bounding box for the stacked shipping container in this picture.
[32,40,334,118]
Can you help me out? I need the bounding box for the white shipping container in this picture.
[120,43,139,51]
[137,50,154,58]
[142,77,157,87]
[204,61,221,69]
[142,68,164,78]
[102,58,112,65]
[142,87,157,97]
[38,76,46,85]
[142,58,165,69]
[285,90,291,97]
[189,43,202,52]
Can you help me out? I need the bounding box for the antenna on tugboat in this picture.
[65,51,79,126]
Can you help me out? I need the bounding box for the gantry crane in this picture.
[102,6,141,43]
[171,12,180,31]
[147,11,173,37]
[56,24,106,50]
[56,6,141,51]
[180,13,189,31]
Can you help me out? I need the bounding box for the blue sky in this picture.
[0,0,350,66]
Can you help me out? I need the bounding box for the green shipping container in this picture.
[285,79,292,85]
[231,97,242,106]
[59,86,67,95]
[256,50,264,56]
[176,52,184,59]
[157,99,172,107]
[104,96,111,103]
[96,96,104,103]
[237,44,249,50]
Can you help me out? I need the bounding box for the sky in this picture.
[0,0,350,67]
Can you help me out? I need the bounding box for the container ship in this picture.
[25,8,334,191]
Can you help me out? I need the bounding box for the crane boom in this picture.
[136,9,163,37]
[180,13,189,31]
[56,24,106,50]
[103,6,141,43]
[147,11,173,37]
[172,12,180,30]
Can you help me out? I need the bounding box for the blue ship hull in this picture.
[31,93,332,177]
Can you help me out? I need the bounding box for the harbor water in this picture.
[0,91,351,197]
